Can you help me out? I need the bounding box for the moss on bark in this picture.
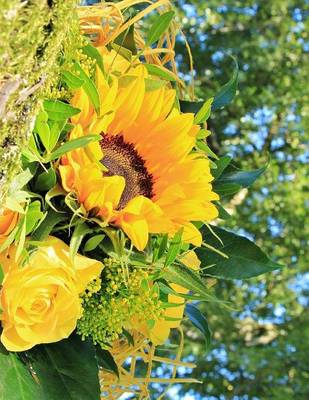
[0,0,80,207]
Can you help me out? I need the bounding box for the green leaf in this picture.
[45,185,66,211]
[163,263,219,302]
[146,11,175,46]
[212,56,239,111]
[215,202,232,220]
[28,335,100,400]
[122,329,134,346]
[31,210,67,241]
[196,140,219,159]
[25,201,44,235]
[70,223,91,259]
[218,165,267,188]
[73,62,100,114]
[179,100,204,114]
[212,155,232,179]
[111,43,132,61]
[95,347,119,378]
[47,134,101,161]
[0,344,42,400]
[194,98,213,124]
[164,229,183,267]
[185,304,212,349]
[154,234,168,262]
[196,129,211,140]
[145,64,176,81]
[84,234,105,252]
[114,24,137,55]
[213,182,242,197]
[34,109,51,151]
[49,120,67,151]
[43,100,80,122]
[0,264,3,284]
[35,168,57,192]
[82,45,105,73]
[61,71,84,89]
[196,226,283,280]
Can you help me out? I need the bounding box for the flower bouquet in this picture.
[0,1,281,399]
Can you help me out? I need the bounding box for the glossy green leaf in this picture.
[218,165,267,188]
[215,202,232,220]
[43,100,80,122]
[213,182,242,197]
[146,11,175,46]
[28,335,100,400]
[212,56,239,111]
[185,304,212,349]
[179,100,204,114]
[212,155,232,179]
[95,347,119,378]
[61,71,84,89]
[73,62,100,113]
[0,345,42,400]
[47,134,101,161]
[196,226,283,279]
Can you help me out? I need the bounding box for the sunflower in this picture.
[59,49,218,250]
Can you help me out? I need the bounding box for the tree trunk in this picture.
[0,0,78,207]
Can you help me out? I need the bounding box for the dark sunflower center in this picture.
[100,135,154,209]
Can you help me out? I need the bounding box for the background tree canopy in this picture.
[161,1,308,399]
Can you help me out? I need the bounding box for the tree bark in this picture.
[0,0,78,207]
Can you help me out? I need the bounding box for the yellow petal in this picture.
[179,250,201,271]
[119,215,149,251]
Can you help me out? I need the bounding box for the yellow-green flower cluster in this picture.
[77,258,163,348]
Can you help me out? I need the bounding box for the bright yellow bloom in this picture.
[0,236,103,351]
[0,208,18,244]
[59,49,218,251]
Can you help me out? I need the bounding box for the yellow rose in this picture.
[0,208,18,244]
[0,236,103,351]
